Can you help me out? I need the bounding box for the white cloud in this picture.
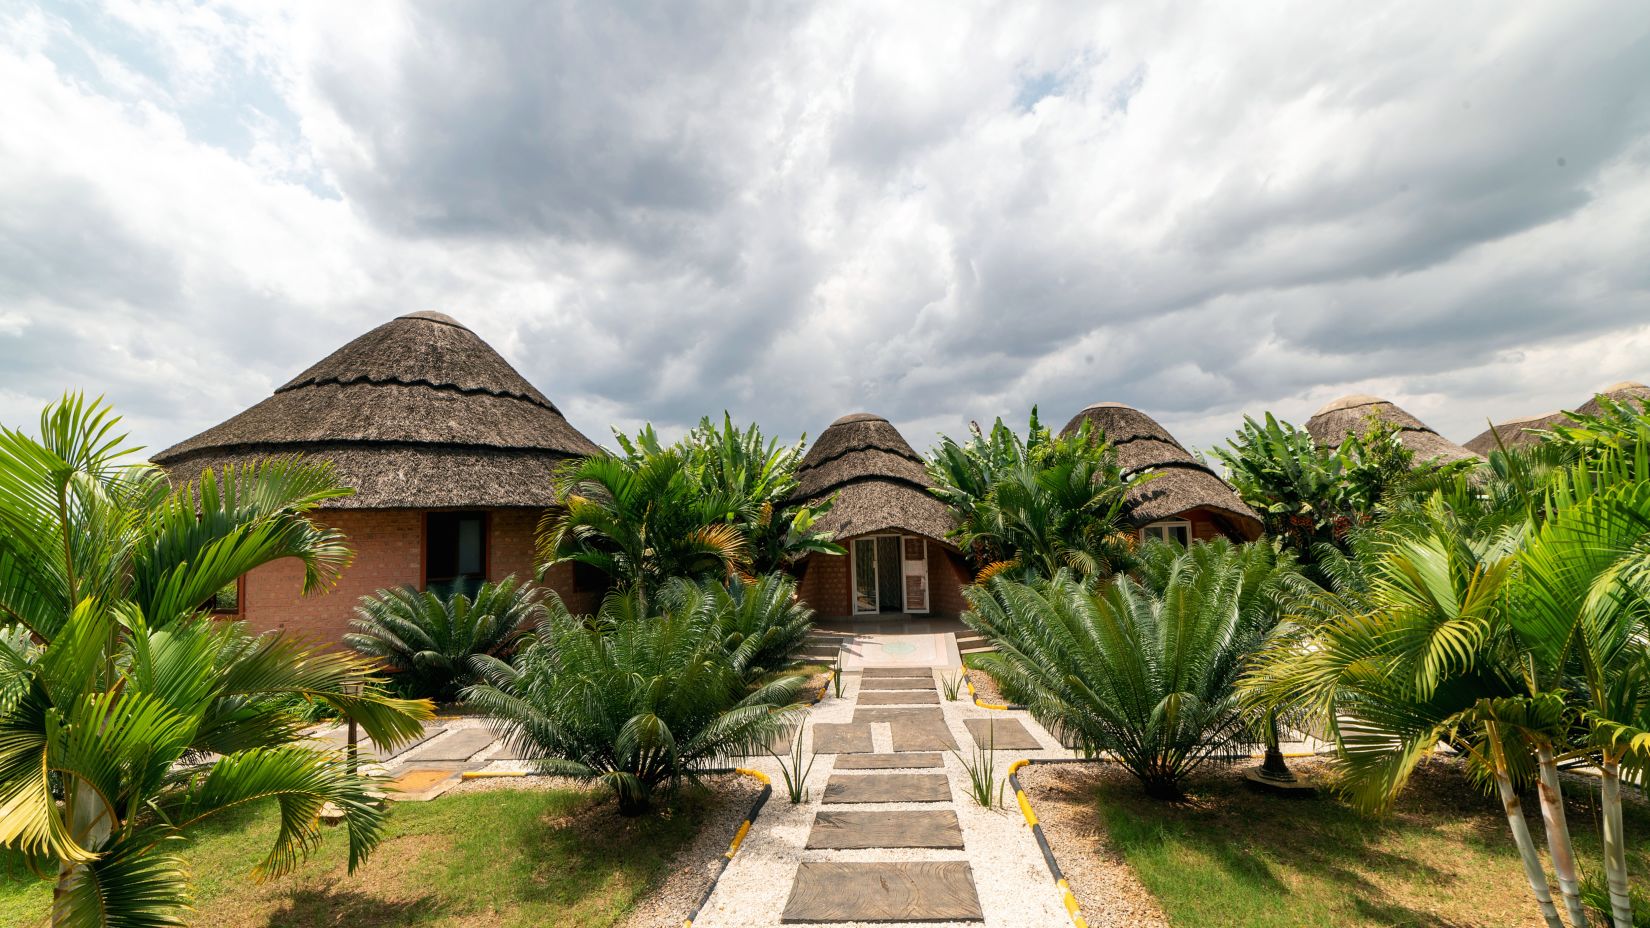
[1,0,1648,460]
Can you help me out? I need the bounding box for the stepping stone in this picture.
[404,727,496,763]
[812,723,874,754]
[823,773,951,803]
[807,810,964,849]
[963,717,1043,750]
[861,667,935,680]
[388,768,455,795]
[782,861,983,923]
[890,721,959,752]
[312,723,445,762]
[854,707,944,724]
[860,677,936,691]
[858,690,940,705]
[834,752,944,770]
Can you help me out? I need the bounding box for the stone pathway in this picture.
[694,632,1075,928]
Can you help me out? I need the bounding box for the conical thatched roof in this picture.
[1465,381,1650,454]
[1306,394,1480,465]
[152,311,599,508]
[1059,402,1262,537]
[792,413,955,541]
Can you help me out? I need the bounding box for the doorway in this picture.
[850,534,930,615]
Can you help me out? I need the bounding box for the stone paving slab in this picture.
[311,723,446,762]
[859,677,937,691]
[860,667,935,680]
[812,723,875,754]
[890,721,959,752]
[781,861,983,922]
[854,707,945,724]
[962,717,1043,750]
[404,727,496,763]
[822,772,951,804]
[806,810,964,849]
[857,690,940,705]
[833,752,945,770]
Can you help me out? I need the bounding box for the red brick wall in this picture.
[793,535,969,619]
[927,540,972,618]
[238,507,586,644]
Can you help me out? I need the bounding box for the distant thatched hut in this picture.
[789,413,970,619]
[152,311,601,640]
[1465,381,1650,454]
[1060,403,1262,543]
[1306,394,1480,465]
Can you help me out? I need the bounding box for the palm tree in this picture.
[344,576,546,700]
[964,540,1299,798]
[931,414,1141,583]
[464,586,807,815]
[614,414,843,574]
[0,395,432,928]
[538,449,750,600]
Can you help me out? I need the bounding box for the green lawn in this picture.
[1091,759,1650,928]
[2,786,712,928]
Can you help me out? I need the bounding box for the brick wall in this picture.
[239,506,587,644]
[793,535,970,620]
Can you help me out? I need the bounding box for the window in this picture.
[426,511,487,598]
[208,579,241,616]
[1140,519,1192,546]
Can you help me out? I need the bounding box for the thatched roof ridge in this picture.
[152,313,599,508]
[1059,402,1262,535]
[792,413,954,541]
[1306,394,1480,464]
[1464,381,1650,454]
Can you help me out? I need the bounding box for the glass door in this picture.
[852,538,879,613]
[875,536,904,612]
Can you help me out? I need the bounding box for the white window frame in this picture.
[1139,519,1193,547]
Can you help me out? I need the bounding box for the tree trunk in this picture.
[1489,725,1564,928]
[1601,754,1635,928]
[1258,712,1296,782]
[1535,742,1586,928]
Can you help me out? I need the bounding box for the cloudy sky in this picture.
[3,1,1649,460]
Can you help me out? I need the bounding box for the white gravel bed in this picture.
[692,668,1082,928]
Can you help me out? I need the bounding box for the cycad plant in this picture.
[464,589,807,815]
[344,575,546,700]
[0,395,431,928]
[965,540,1299,798]
[655,573,814,684]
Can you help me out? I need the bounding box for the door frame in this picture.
[850,534,930,615]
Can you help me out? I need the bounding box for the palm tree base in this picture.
[1245,766,1316,794]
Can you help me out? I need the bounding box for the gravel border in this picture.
[622,772,765,928]
[1015,762,1169,928]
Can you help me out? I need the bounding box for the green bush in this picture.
[964,540,1300,798]
[658,573,813,683]
[464,587,807,815]
[344,575,545,701]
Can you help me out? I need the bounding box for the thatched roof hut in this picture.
[792,413,955,540]
[152,311,599,508]
[1306,394,1480,465]
[1059,402,1263,538]
[1464,381,1650,454]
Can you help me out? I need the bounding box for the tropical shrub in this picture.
[964,540,1302,798]
[541,415,842,600]
[656,573,814,683]
[0,395,431,928]
[1214,413,1441,571]
[464,588,807,815]
[344,575,546,700]
[621,414,841,574]
[929,410,1142,582]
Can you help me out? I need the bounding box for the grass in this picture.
[1086,758,1650,928]
[1,786,714,928]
